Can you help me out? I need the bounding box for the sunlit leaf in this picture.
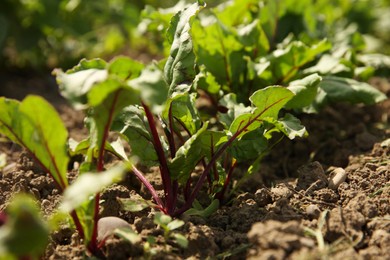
[164,1,205,93]
[60,164,129,213]
[0,96,69,190]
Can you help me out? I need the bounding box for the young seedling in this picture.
[153,212,188,249]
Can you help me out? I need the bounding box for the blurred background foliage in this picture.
[0,0,389,71]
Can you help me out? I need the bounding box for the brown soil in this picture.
[0,74,389,259]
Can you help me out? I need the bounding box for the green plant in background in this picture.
[0,0,224,70]
[0,0,140,69]
[0,0,388,258]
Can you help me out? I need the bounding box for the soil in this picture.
[0,73,389,260]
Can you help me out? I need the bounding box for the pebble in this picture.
[328,168,347,190]
[306,204,321,219]
[97,216,132,243]
[41,199,51,209]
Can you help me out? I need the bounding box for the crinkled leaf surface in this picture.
[163,92,201,135]
[164,1,205,93]
[112,105,158,166]
[0,96,69,190]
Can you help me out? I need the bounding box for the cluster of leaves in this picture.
[0,0,387,259]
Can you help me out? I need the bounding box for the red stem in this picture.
[142,102,174,215]
[215,159,237,203]
[131,165,165,212]
[90,90,122,254]
[167,105,177,157]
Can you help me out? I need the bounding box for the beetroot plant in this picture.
[0,0,387,258]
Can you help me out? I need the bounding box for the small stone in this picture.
[97,216,132,243]
[41,199,51,209]
[328,168,347,190]
[306,204,321,219]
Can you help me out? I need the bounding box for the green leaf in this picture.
[214,0,259,27]
[266,113,307,139]
[167,219,185,231]
[112,105,158,166]
[164,1,205,93]
[218,94,252,127]
[114,227,141,244]
[229,86,294,138]
[0,194,49,258]
[108,56,144,81]
[192,18,244,89]
[55,68,108,109]
[285,74,322,110]
[168,130,227,184]
[193,68,222,95]
[172,233,188,248]
[65,58,107,73]
[0,96,69,190]
[119,196,156,212]
[128,64,169,114]
[87,83,140,163]
[60,164,129,213]
[319,76,387,105]
[169,123,208,183]
[229,128,268,161]
[185,199,220,218]
[236,19,269,53]
[261,40,331,84]
[163,92,201,135]
[154,212,172,227]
